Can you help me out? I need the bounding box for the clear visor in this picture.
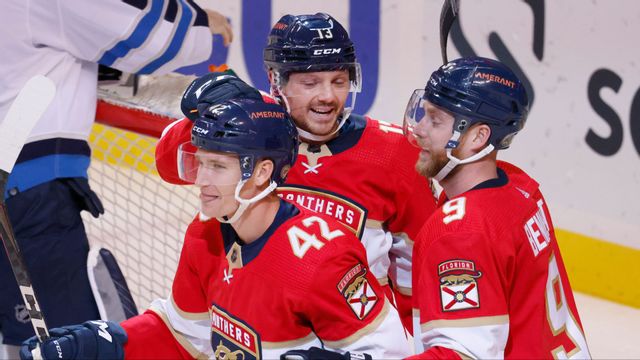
[403,89,428,148]
[177,143,242,186]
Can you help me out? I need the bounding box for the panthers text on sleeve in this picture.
[411,162,590,359]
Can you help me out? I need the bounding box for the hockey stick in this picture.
[439,0,460,64]
[0,75,56,343]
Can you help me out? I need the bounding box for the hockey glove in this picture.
[65,177,104,218]
[180,70,263,121]
[280,347,372,360]
[20,320,127,360]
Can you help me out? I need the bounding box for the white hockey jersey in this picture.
[0,0,212,197]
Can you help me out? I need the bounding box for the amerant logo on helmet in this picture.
[273,22,287,30]
[249,111,285,120]
[474,72,516,89]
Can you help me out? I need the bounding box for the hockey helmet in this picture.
[405,56,529,150]
[263,12,360,84]
[178,98,299,186]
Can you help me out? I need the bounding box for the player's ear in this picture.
[252,159,274,188]
[468,124,492,151]
[267,70,276,85]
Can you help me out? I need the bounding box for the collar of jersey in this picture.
[470,167,509,191]
[442,167,510,203]
[304,114,366,155]
[221,199,299,265]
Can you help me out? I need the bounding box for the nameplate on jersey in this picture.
[277,185,367,239]
[338,263,378,320]
[438,259,483,312]
[210,304,262,360]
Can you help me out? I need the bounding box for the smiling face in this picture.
[280,70,350,139]
[413,101,456,178]
[193,149,242,219]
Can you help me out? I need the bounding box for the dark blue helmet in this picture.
[180,70,263,121]
[424,56,529,149]
[191,99,299,185]
[263,13,360,81]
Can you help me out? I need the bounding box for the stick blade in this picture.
[0,75,56,173]
[440,0,460,64]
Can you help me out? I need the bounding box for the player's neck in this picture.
[440,159,498,198]
[231,195,281,244]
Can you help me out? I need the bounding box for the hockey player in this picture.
[20,98,410,359]
[404,57,591,358]
[156,13,438,331]
[0,1,231,357]
[265,13,437,331]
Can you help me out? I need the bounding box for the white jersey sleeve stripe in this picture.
[421,314,509,332]
[137,0,194,74]
[97,0,165,67]
[149,297,213,357]
[420,324,510,359]
[325,300,411,359]
[418,316,510,359]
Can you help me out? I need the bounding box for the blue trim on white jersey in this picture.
[137,0,193,74]
[97,0,165,67]
[5,155,90,199]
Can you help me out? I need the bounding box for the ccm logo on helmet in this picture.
[193,126,209,135]
[474,72,516,89]
[313,48,341,56]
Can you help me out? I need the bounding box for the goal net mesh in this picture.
[82,75,199,312]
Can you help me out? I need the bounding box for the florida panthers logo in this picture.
[210,304,261,360]
[438,259,483,312]
[214,340,245,360]
[338,264,378,320]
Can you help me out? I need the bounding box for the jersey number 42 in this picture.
[287,216,345,258]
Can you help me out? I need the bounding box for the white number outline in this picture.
[287,216,345,258]
[442,198,466,224]
[545,253,590,359]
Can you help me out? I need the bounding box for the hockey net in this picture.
[82,74,199,311]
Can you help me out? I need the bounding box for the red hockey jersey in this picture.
[122,201,410,359]
[411,162,590,359]
[154,114,438,329]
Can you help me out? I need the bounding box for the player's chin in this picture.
[200,198,223,216]
[305,118,338,137]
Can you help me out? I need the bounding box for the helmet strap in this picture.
[215,179,278,224]
[433,130,496,182]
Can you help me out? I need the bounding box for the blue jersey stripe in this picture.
[137,0,193,74]
[5,155,90,199]
[97,0,165,67]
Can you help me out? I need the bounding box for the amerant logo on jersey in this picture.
[211,304,261,360]
[277,185,367,238]
[437,259,483,312]
[338,263,378,320]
